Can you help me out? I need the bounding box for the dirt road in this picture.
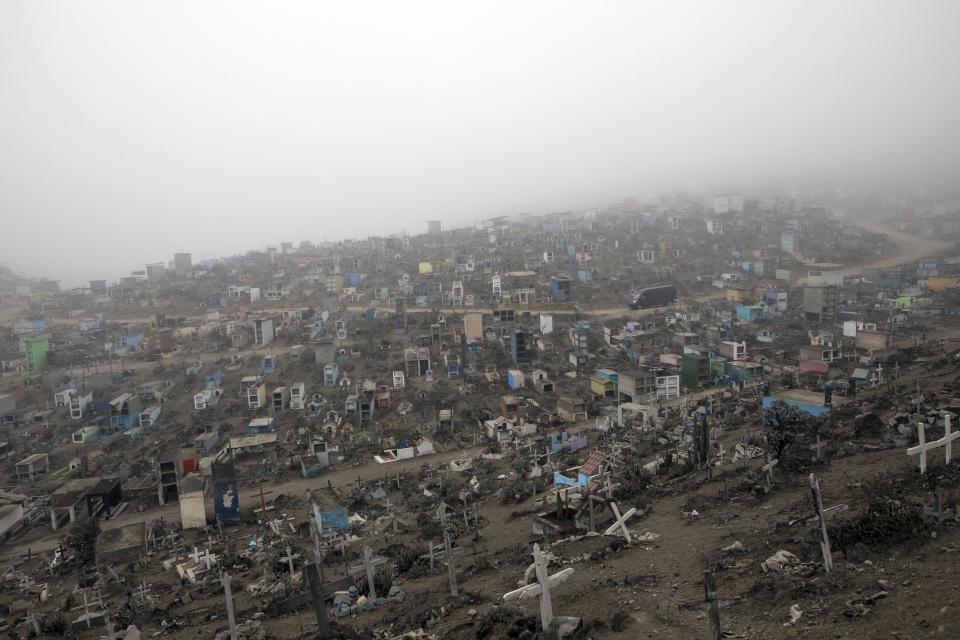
[840,219,953,277]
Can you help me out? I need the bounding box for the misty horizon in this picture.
[3,1,960,286]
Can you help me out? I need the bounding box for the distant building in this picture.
[174,252,192,277]
[781,231,798,255]
[428,220,442,235]
[802,285,838,323]
[145,262,167,281]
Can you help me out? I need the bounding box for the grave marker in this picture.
[221,572,238,638]
[809,473,834,573]
[809,434,827,461]
[761,455,779,491]
[502,543,575,632]
[906,414,956,474]
[603,502,637,544]
[348,546,388,600]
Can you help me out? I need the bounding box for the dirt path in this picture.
[841,219,953,277]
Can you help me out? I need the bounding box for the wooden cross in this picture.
[909,413,959,473]
[24,609,40,637]
[460,494,473,529]
[441,532,464,596]
[250,485,274,515]
[809,434,827,461]
[808,473,834,573]
[421,540,440,571]
[502,543,575,632]
[436,501,451,528]
[761,455,779,491]
[703,571,723,640]
[221,572,238,638]
[946,414,957,464]
[281,545,301,576]
[348,546,388,600]
[603,502,637,544]
[70,588,105,629]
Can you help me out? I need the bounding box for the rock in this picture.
[762,550,800,573]
[783,604,802,626]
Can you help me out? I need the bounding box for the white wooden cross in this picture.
[908,414,958,474]
[502,543,575,632]
[909,423,934,474]
[603,502,637,544]
[809,434,827,461]
[940,413,956,465]
[761,456,779,490]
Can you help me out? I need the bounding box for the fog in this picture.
[2,1,959,286]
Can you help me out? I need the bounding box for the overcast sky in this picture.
[2,2,959,286]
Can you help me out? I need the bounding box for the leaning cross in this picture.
[502,543,575,632]
[603,502,637,544]
[809,473,834,573]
